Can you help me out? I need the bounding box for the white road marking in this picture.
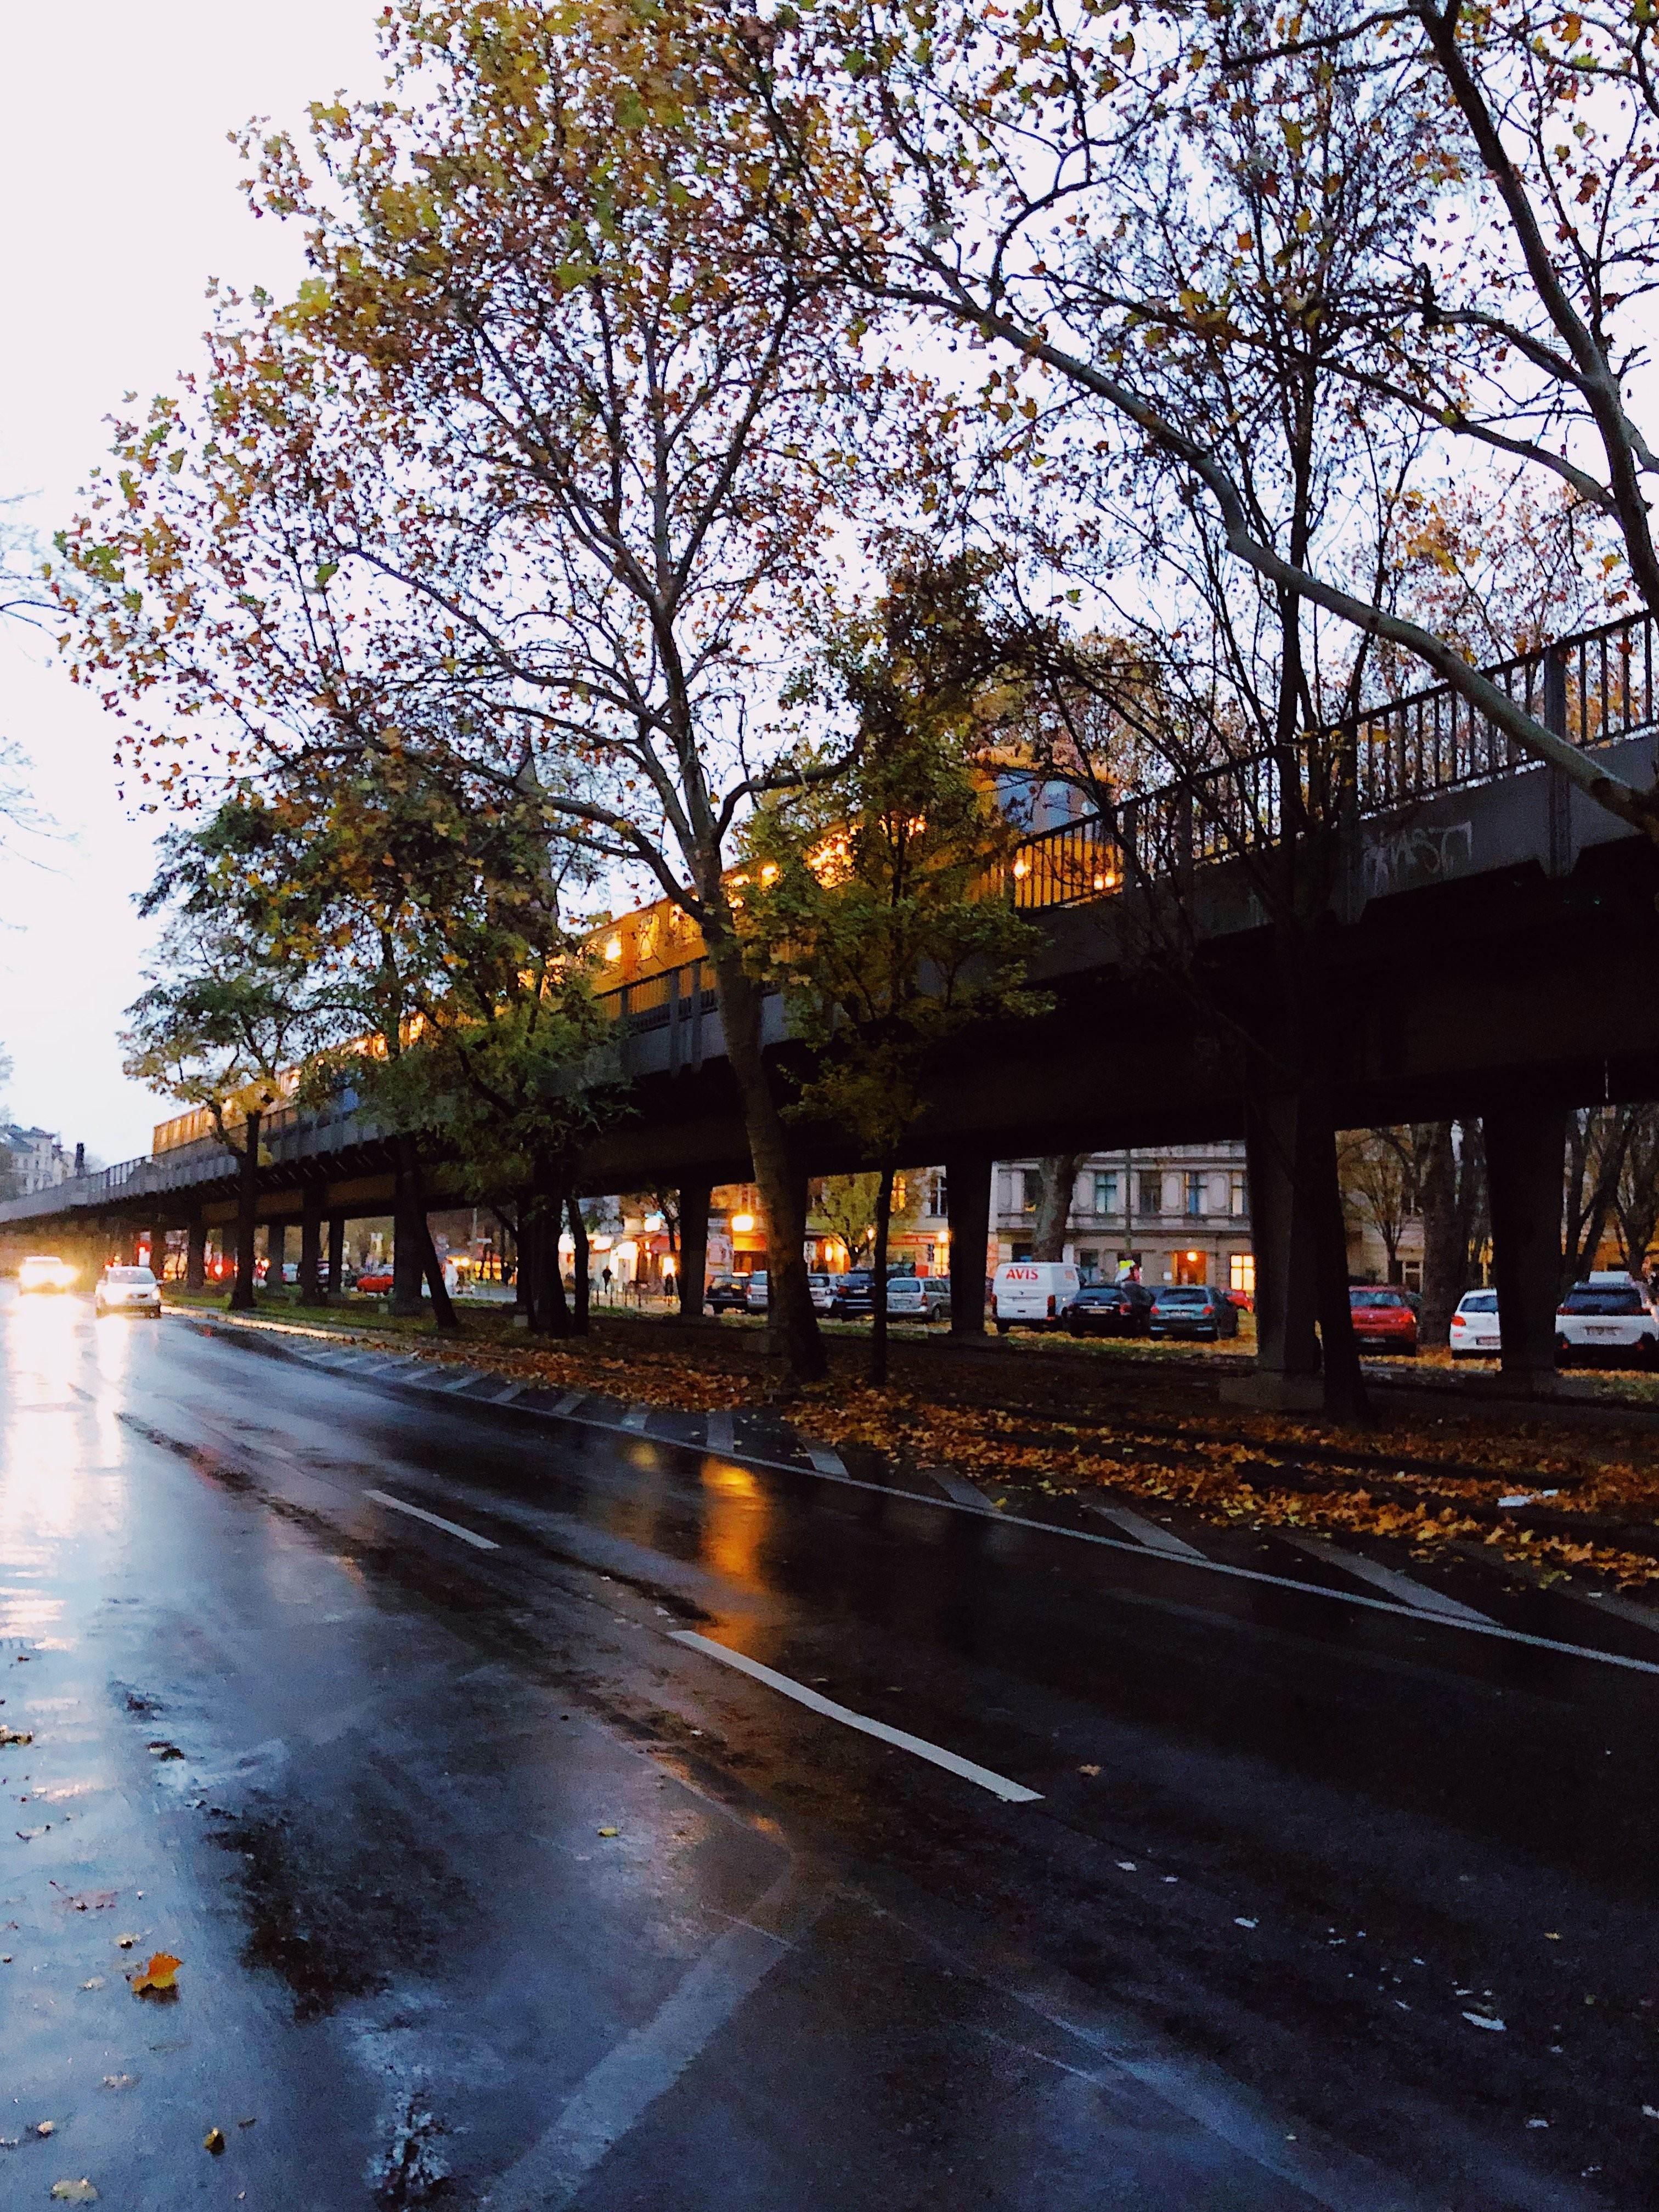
[438,1369,482,1393]
[484,1870,814,2211]
[805,1442,847,1476]
[488,1382,523,1404]
[554,1390,587,1415]
[705,1409,735,1454]
[670,1631,1042,1804]
[926,1466,993,1513]
[1087,1503,1206,1559]
[620,1404,651,1433]
[1278,1534,1493,1624]
[363,1488,499,1551]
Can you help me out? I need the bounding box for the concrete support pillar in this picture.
[945,1148,994,1338]
[678,1182,712,1318]
[267,1222,287,1297]
[298,1184,324,1304]
[186,1217,207,1291]
[1228,1092,1323,1408]
[392,1137,425,1318]
[327,1216,345,1296]
[1485,1101,1565,1389]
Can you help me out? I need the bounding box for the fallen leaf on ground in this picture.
[15,1827,46,1842]
[80,1978,105,1991]
[146,1742,183,1760]
[0,1728,32,1746]
[596,1826,619,1838]
[100,2076,137,2091]
[114,1933,139,1949]
[129,1951,182,1996]
[203,2129,225,2155]
[35,2120,57,2136]
[1077,1763,1101,1776]
[49,2183,98,2203]
[1463,2011,1505,2030]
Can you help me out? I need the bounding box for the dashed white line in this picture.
[926,1466,994,1513]
[620,1404,651,1433]
[806,1442,847,1477]
[364,1488,499,1551]
[1278,1534,1493,1625]
[669,1630,1042,1804]
[705,1410,736,1454]
[1087,1503,1206,1559]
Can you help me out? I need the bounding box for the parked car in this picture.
[1148,1283,1238,1341]
[1062,1280,1154,1336]
[1556,1271,1659,1365]
[808,1272,838,1313]
[706,1274,749,1314]
[827,1271,875,1320]
[17,1254,76,1294]
[882,1277,949,1323]
[992,1261,1081,1334]
[745,1271,770,1312]
[94,1264,162,1319]
[355,1267,395,1295]
[1348,1285,1419,1356]
[1449,1289,1500,1359]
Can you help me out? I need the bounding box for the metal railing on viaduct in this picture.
[4,606,1657,1233]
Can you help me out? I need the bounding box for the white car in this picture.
[1448,1290,1499,1359]
[95,1265,162,1318]
[18,1254,76,1294]
[1555,1271,1659,1365]
[745,1271,769,1312]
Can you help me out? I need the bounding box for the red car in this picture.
[1348,1285,1419,1355]
[356,1267,395,1294]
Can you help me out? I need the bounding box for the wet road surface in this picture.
[3,1291,1657,2209]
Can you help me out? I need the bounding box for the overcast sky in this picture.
[0,2,383,1163]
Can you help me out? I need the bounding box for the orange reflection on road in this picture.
[698,1459,768,1593]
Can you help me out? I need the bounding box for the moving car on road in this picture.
[1348,1285,1419,1356]
[1449,1289,1500,1359]
[1148,1284,1238,1341]
[17,1254,76,1294]
[1062,1280,1154,1336]
[94,1265,161,1318]
[1556,1271,1659,1365]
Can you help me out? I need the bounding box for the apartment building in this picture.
[989,1145,1255,1296]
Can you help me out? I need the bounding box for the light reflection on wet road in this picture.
[1,1288,1654,2209]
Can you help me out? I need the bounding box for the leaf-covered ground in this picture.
[173,1291,1659,1594]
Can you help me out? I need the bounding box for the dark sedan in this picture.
[1149,1284,1239,1341]
[1062,1281,1154,1336]
[706,1275,750,1314]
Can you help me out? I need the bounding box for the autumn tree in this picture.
[1339,1128,1422,1285]
[738,1,1659,843]
[1613,1108,1659,1281]
[742,567,1045,1383]
[54,0,892,1384]
[122,940,317,1310]
[1030,1154,1084,1265]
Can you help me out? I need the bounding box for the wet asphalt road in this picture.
[3,1294,1659,2210]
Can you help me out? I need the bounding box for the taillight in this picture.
[1047,1294,1056,1317]
[1451,1314,1465,1328]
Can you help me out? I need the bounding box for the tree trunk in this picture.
[1031,1153,1082,1263]
[186,1215,207,1292]
[1306,1085,1367,1419]
[1418,1120,1460,1346]
[678,1182,712,1318]
[708,949,825,1380]
[567,1192,590,1334]
[230,1110,261,1311]
[421,1222,459,1333]
[327,1215,345,1295]
[870,1163,894,1386]
[526,1163,571,1336]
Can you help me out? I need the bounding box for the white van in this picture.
[992,1261,1080,1334]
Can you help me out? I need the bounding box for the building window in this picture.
[1138,1173,1162,1216]
[1093,1170,1117,1216]
[1021,1170,1041,1213]
[1231,1252,1256,1298]
[1229,1172,1248,1217]
[1012,1240,1032,1261]
[1185,1172,1205,1218]
[930,1171,948,1218]
[1173,1248,1208,1284]
[1077,1248,1099,1280]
